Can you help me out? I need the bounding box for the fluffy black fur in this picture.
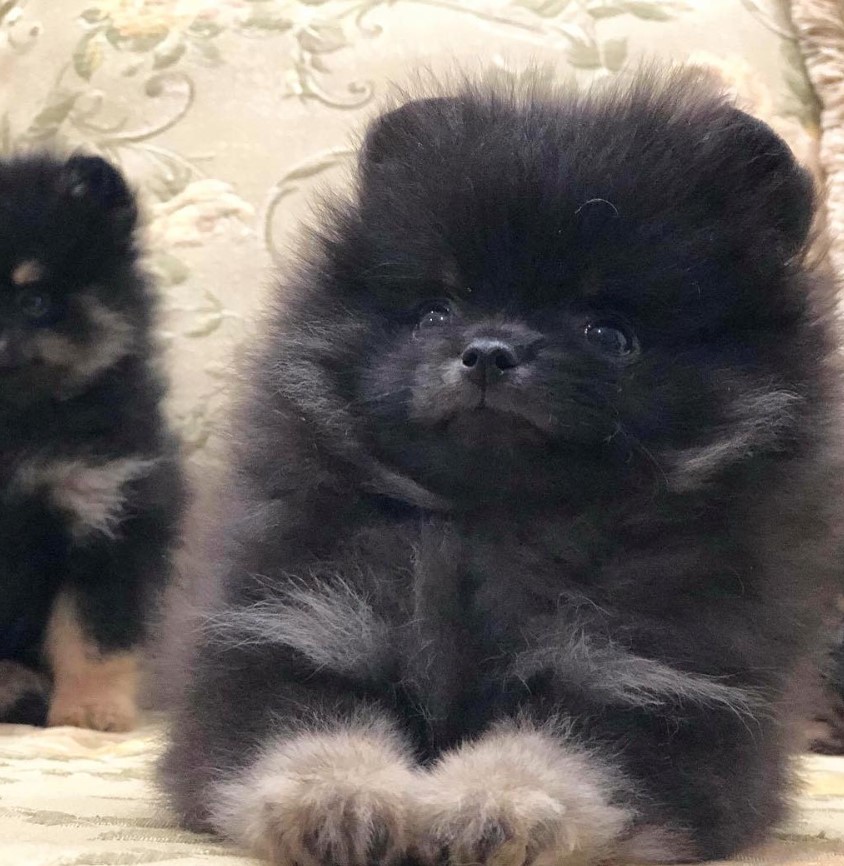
[161,70,844,864]
[807,621,844,754]
[0,153,184,728]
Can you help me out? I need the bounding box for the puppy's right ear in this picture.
[723,108,815,258]
[61,154,138,243]
[360,97,462,168]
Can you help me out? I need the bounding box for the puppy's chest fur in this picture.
[388,511,606,734]
[410,513,596,630]
[366,506,746,744]
[345,507,599,638]
[0,440,155,648]
[3,452,154,541]
[0,380,162,548]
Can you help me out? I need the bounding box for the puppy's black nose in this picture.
[461,338,519,387]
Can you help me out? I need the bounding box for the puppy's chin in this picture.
[444,407,549,449]
[411,379,558,441]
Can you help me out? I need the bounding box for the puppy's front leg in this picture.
[209,713,419,866]
[416,720,635,866]
[43,459,181,731]
[44,589,139,732]
[162,577,421,865]
[415,651,782,866]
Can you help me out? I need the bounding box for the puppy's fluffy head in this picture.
[270,71,830,507]
[0,153,146,400]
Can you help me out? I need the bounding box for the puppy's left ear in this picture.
[727,109,815,257]
[360,96,462,169]
[62,154,138,241]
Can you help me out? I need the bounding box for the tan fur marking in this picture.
[32,297,135,383]
[416,722,632,866]
[32,332,83,367]
[210,721,417,866]
[11,259,44,286]
[44,591,138,731]
[15,455,156,540]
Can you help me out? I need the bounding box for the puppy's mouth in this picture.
[443,390,553,445]
[446,403,543,436]
[410,356,555,439]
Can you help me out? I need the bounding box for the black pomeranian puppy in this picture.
[0,153,184,731]
[161,70,844,864]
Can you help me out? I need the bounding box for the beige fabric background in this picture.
[791,0,844,282]
[2,1,844,865]
[0,0,823,485]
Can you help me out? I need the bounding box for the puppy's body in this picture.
[0,154,184,729]
[162,72,843,864]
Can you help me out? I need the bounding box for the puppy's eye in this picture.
[584,319,639,359]
[417,302,452,330]
[17,289,53,322]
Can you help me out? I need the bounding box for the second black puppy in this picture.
[0,153,184,730]
[162,71,843,864]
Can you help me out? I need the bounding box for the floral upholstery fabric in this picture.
[0,0,822,480]
[0,1,840,864]
[791,0,844,288]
